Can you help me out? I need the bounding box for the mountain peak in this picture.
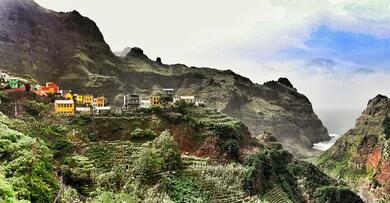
[126,47,149,59]
[277,77,294,88]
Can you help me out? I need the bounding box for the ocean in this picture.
[312,108,361,151]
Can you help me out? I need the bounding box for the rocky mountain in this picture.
[0,0,329,157]
[317,94,390,202]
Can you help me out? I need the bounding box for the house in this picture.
[34,84,41,91]
[94,96,105,107]
[54,100,75,116]
[174,96,195,104]
[40,82,59,94]
[65,93,73,100]
[0,71,9,82]
[75,106,91,116]
[124,94,140,109]
[150,96,161,106]
[140,99,151,108]
[8,78,19,89]
[162,88,174,96]
[76,95,83,104]
[83,95,93,106]
[60,90,72,97]
[93,106,111,115]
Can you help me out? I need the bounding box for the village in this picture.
[0,70,205,117]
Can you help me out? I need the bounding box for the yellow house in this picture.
[54,100,75,116]
[76,95,83,104]
[150,96,161,106]
[83,95,93,106]
[65,93,73,100]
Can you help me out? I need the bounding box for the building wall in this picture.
[55,103,75,116]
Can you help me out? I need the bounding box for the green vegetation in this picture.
[161,175,209,202]
[383,116,390,138]
[61,155,95,195]
[129,128,156,140]
[0,98,361,202]
[133,131,182,180]
[0,113,58,203]
[314,186,363,203]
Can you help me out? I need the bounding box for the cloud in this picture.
[353,68,375,74]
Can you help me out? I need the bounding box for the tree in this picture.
[133,131,182,180]
[160,95,173,109]
[383,116,390,138]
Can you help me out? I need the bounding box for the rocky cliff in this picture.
[317,94,390,202]
[0,0,329,157]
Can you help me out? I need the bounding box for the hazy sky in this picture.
[35,0,390,130]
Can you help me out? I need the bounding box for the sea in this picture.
[312,108,361,151]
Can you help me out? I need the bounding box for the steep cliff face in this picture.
[0,0,329,157]
[317,95,390,202]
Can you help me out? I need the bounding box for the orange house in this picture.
[40,82,59,94]
[94,96,105,107]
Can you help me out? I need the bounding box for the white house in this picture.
[75,107,91,116]
[0,71,10,82]
[93,106,111,115]
[140,99,151,108]
[162,88,174,96]
[174,96,195,104]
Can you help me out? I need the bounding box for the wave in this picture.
[312,134,342,151]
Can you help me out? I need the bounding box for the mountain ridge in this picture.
[317,94,390,202]
[0,0,329,157]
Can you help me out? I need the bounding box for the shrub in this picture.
[161,175,209,202]
[243,152,273,195]
[0,122,59,202]
[133,131,182,180]
[314,186,363,203]
[62,156,95,195]
[219,139,240,160]
[383,116,390,139]
[129,128,157,140]
[213,122,242,140]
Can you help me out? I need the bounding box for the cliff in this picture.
[0,0,329,157]
[317,94,390,202]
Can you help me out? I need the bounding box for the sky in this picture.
[34,0,390,133]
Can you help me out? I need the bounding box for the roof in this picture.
[180,96,195,99]
[55,100,74,104]
[162,88,174,91]
[95,106,111,110]
[76,107,91,111]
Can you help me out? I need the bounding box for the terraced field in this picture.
[182,155,248,203]
[85,141,146,171]
[263,185,293,203]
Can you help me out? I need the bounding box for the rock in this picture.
[278,77,294,89]
[126,47,148,59]
[156,57,162,64]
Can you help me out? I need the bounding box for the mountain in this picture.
[0,95,362,202]
[0,0,329,157]
[317,94,390,202]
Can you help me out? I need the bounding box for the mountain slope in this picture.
[0,0,329,157]
[317,95,390,202]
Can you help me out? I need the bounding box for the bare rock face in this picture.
[318,94,390,202]
[0,0,330,157]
